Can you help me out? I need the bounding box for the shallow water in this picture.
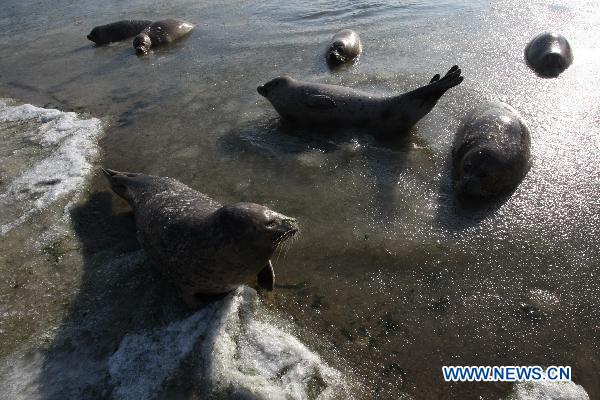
[0,0,599,399]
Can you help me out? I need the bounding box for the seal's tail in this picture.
[102,168,140,203]
[410,65,463,102]
[102,168,140,179]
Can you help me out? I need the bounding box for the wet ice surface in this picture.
[0,0,599,398]
[110,285,351,400]
[0,100,356,399]
[507,380,590,400]
[0,251,353,400]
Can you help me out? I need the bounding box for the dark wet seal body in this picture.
[257,66,463,134]
[525,33,573,78]
[133,19,195,55]
[452,102,531,199]
[87,20,152,45]
[327,29,362,65]
[102,169,298,308]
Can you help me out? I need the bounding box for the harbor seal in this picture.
[525,33,573,78]
[452,102,531,199]
[133,19,194,55]
[87,20,152,45]
[327,29,362,65]
[102,169,298,308]
[257,65,463,134]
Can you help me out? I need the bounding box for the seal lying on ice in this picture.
[257,66,463,134]
[102,169,298,308]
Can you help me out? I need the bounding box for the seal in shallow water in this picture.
[133,19,194,55]
[525,32,573,78]
[327,29,362,65]
[87,20,152,45]
[452,102,531,199]
[102,169,298,308]
[257,65,463,134]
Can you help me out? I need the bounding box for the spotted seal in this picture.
[133,19,194,55]
[327,29,362,65]
[257,65,463,134]
[102,169,298,308]
[87,20,152,45]
[525,33,573,78]
[452,102,531,199]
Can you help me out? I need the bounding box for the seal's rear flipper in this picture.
[409,65,463,102]
[101,168,140,203]
[257,260,275,291]
[102,168,140,178]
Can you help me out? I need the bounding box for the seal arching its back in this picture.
[102,169,298,308]
[258,66,463,134]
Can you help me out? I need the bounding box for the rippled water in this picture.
[0,0,598,399]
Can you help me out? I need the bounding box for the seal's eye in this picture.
[266,219,278,228]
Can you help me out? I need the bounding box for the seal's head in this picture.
[525,32,573,78]
[133,33,152,55]
[87,27,101,44]
[534,51,568,78]
[455,148,511,199]
[214,202,298,254]
[327,41,347,64]
[257,76,293,99]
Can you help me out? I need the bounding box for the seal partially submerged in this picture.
[327,29,362,65]
[87,20,152,45]
[133,19,194,55]
[525,33,573,78]
[102,169,298,308]
[452,102,531,199]
[257,66,463,134]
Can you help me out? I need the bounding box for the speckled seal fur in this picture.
[133,19,194,54]
[103,169,298,308]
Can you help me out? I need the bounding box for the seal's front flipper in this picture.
[302,94,336,110]
[257,260,275,291]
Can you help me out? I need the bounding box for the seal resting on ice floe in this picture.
[102,169,298,308]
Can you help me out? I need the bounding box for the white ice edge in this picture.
[109,286,352,400]
[0,99,103,235]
